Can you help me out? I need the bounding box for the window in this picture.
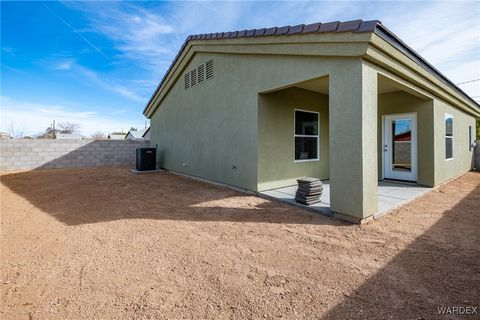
[294,109,319,161]
[445,113,453,160]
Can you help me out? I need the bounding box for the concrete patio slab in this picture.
[260,180,431,220]
[128,169,164,174]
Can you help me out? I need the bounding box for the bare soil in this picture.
[1,167,479,319]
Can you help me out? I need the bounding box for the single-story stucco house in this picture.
[143,19,479,223]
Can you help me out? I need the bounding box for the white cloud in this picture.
[442,60,480,101]
[43,59,145,102]
[38,56,147,102]
[65,1,176,72]
[2,47,14,55]
[73,64,145,102]
[384,2,479,61]
[0,96,146,136]
[69,1,358,67]
[69,1,478,101]
[52,58,75,71]
[378,1,479,99]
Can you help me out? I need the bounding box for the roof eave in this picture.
[143,20,479,117]
[373,23,480,111]
[143,19,378,117]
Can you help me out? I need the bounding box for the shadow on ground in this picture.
[323,180,480,319]
[0,166,344,226]
[1,167,479,318]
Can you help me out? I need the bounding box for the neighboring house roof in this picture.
[142,127,150,139]
[109,134,126,140]
[143,19,479,116]
[125,130,146,140]
[0,132,12,139]
[395,131,412,142]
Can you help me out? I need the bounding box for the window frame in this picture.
[445,113,454,160]
[294,109,320,163]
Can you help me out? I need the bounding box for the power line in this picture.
[456,78,480,85]
[43,3,113,63]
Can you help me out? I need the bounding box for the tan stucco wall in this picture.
[257,87,329,191]
[377,91,435,186]
[433,99,476,184]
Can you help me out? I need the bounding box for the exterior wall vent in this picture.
[184,60,213,90]
[184,73,190,89]
[206,59,214,80]
[190,68,197,86]
[197,64,205,83]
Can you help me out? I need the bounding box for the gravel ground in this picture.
[1,167,479,319]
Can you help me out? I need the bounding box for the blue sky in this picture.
[1,1,479,136]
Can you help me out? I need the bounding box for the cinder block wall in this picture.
[0,139,149,171]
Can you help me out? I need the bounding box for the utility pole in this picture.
[52,120,56,139]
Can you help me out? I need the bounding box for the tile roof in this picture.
[144,19,479,115]
[144,19,377,114]
[185,19,375,41]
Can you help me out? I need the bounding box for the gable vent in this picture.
[184,60,213,90]
[197,64,205,83]
[206,59,214,80]
[184,73,190,89]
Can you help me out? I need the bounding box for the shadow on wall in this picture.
[0,140,149,171]
[322,180,480,319]
[0,167,345,227]
[34,140,147,170]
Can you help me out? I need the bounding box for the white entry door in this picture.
[383,113,417,182]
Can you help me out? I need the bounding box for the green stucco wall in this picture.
[377,91,476,187]
[378,91,435,186]
[433,99,476,184]
[328,61,379,219]
[257,87,329,191]
[148,41,478,221]
[150,50,361,191]
[150,52,258,190]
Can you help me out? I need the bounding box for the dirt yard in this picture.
[1,167,479,319]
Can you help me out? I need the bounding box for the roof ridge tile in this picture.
[287,24,305,34]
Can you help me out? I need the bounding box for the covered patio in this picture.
[258,66,435,222]
[260,180,431,220]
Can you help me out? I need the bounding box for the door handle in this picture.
[384,144,388,152]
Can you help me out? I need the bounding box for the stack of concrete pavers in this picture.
[295,177,323,205]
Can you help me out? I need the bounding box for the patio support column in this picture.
[329,61,378,222]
